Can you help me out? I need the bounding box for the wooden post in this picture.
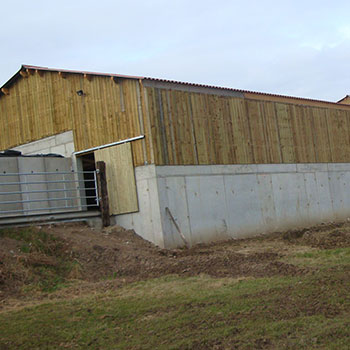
[96,161,110,227]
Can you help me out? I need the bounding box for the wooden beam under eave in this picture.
[84,73,92,81]
[58,71,67,79]
[1,88,10,95]
[36,69,44,77]
[26,69,34,75]
[19,70,28,78]
[111,76,121,84]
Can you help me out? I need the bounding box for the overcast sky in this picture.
[1,0,350,102]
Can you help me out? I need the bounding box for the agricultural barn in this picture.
[1,65,350,248]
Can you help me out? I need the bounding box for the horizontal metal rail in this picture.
[0,168,100,217]
[0,171,97,176]
[0,187,96,196]
[0,179,96,186]
[0,196,97,205]
[0,203,98,215]
[73,135,144,156]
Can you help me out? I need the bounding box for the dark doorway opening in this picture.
[79,153,99,211]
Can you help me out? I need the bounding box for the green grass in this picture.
[0,227,63,255]
[2,228,350,349]
[1,270,350,350]
[0,227,76,292]
[287,247,350,268]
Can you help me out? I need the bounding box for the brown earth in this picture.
[1,220,350,309]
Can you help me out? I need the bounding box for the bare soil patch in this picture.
[1,220,350,306]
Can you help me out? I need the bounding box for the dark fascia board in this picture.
[0,65,24,96]
[337,95,350,103]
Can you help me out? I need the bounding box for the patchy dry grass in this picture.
[1,269,350,349]
[0,227,79,293]
[290,247,350,267]
[1,223,350,349]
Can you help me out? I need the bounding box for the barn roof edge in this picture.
[0,64,348,108]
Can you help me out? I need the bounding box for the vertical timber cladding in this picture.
[94,142,138,215]
[67,76,149,167]
[3,67,350,166]
[0,70,73,150]
[144,85,350,165]
[0,70,149,167]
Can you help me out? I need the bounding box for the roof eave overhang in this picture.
[0,65,145,96]
[1,65,349,110]
[0,65,25,96]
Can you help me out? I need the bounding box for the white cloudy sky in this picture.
[1,0,350,101]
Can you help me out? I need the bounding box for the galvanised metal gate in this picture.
[0,170,99,217]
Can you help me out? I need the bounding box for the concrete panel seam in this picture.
[183,176,193,243]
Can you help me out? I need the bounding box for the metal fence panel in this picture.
[0,169,99,217]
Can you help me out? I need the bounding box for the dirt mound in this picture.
[283,222,350,249]
[2,220,350,303]
[301,228,350,249]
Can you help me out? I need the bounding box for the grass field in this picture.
[1,224,350,349]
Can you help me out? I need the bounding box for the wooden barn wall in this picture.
[144,86,350,165]
[3,72,350,167]
[0,72,150,166]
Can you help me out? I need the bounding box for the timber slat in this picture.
[3,72,350,166]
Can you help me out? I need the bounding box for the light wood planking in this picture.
[94,142,138,215]
[3,71,350,166]
[144,87,350,165]
[0,72,148,166]
[247,100,269,163]
[312,108,332,162]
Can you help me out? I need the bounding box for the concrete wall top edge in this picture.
[134,164,157,180]
[10,131,74,158]
[327,163,350,171]
[296,164,329,172]
[154,163,350,177]
[10,131,73,151]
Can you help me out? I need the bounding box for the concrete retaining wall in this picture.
[117,163,350,248]
[12,131,74,157]
[116,165,165,247]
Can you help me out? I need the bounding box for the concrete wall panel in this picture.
[0,156,77,217]
[342,172,350,211]
[13,131,74,157]
[315,172,334,221]
[18,157,49,214]
[328,172,350,220]
[224,174,263,238]
[303,173,320,221]
[116,163,350,248]
[185,175,228,244]
[117,165,165,247]
[44,157,76,212]
[256,173,276,231]
[160,176,192,248]
[0,158,21,216]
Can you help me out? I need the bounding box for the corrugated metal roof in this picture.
[0,64,348,107]
[144,76,346,106]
